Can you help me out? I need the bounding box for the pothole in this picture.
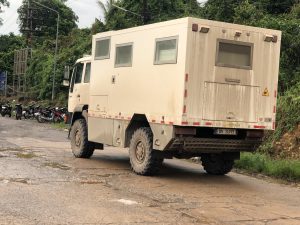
[42,162,71,170]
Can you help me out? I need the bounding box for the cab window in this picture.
[75,63,84,84]
[70,63,84,93]
[84,63,91,83]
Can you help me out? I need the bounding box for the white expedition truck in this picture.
[64,17,281,176]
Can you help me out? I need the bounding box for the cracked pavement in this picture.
[0,117,299,225]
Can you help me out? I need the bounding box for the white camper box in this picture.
[67,17,281,175]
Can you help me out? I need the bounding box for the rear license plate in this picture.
[214,129,237,136]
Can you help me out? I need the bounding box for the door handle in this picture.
[77,94,80,98]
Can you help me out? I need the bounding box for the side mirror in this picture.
[63,80,70,86]
[63,66,71,87]
[64,66,71,80]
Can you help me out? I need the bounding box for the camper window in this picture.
[95,37,111,60]
[115,43,133,67]
[154,36,178,64]
[216,40,253,70]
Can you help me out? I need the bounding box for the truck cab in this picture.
[68,56,91,114]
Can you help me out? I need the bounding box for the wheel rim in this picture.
[75,129,81,147]
[135,141,146,163]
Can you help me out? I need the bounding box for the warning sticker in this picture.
[263,88,270,97]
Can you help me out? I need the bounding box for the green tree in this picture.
[254,0,298,15]
[98,0,119,21]
[0,33,25,83]
[102,0,201,30]
[202,0,241,22]
[18,0,78,39]
[25,28,92,100]
[0,0,9,25]
[91,18,107,34]
[233,0,264,25]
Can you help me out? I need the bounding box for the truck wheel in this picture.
[70,119,95,159]
[129,127,163,176]
[201,154,234,175]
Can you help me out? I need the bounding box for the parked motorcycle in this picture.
[22,104,37,119]
[35,107,65,123]
[15,104,23,120]
[1,103,12,117]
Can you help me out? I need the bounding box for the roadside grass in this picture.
[234,153,300,182]
[52,122,69,130]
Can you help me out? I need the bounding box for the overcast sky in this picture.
[0,0,102,34]
[0,0,206,35]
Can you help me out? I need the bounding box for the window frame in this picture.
[154,36,179,65]
[70,63,83,93]
[84,62,91,83]
[74,63,84,84]
[95,37,111,60]
[215,39,254,70]
[114,42,134,68]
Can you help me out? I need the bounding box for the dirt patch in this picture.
[42,162,71,170]
[0,178,30,184]
[273,124,300,160]
[16,152,37,159]
[0,147,24,152]
[0,153,7,158]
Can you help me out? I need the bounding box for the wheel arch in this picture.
[71,104,89,125]
[125,114,150,148]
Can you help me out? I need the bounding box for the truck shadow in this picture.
[90,153,244,187]
[159,161,241,186]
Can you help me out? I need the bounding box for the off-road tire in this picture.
[70,119,95,158]
[129,127,163,176]
[201,154,234,175]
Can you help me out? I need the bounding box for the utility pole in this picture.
[25,0,33,47]
[4,71,7,97]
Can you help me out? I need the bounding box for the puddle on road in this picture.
[113,199,139,205]
[42,162,71,170]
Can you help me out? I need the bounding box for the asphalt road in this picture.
[0,117,299,225]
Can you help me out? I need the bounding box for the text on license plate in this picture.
[214,129,237,136]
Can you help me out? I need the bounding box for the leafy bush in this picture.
[235,153,300,182]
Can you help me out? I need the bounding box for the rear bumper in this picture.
[166,137,261,153]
